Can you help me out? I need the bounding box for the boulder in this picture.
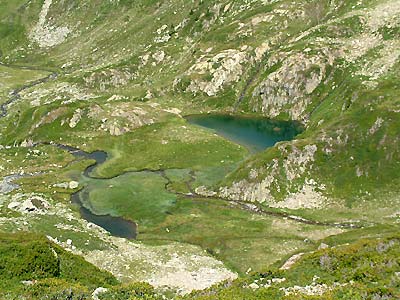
[69,181,79,189]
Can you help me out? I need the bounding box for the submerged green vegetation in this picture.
[0,0,399,298]
[80,171,177,227]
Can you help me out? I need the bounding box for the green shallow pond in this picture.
[186,114,303,153]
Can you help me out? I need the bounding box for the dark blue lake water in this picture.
[186,114,302,152]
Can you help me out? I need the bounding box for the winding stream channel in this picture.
[0,63,57,118]
[0,65,360,241]
[56,145,138,239]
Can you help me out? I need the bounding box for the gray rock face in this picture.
[187,49,248,96]
[252,51,336,120]
[7,195,50,214]
[0,175,23,194]
[218,144,322,208]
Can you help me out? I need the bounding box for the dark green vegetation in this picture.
[0,232,118,299]
[0,232,164,299]
[0,0,399,298]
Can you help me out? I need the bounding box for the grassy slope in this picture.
[182,227,400,300]
[0,65,49,105]
[0,0,399,298]
[138,196,344,275]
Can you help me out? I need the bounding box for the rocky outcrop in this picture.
[252,51,337,120]
[187,49,248,96]
[84,69,135,91]
[218,144,322,208]
[7,194,50,214]
[0,175,23,194]
[69,109,83,128]
[22,82,97,107]
[91,103,154,136]
[270,183,326,210]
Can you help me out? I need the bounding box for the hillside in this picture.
[0,0,399,299]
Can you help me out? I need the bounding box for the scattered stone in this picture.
[195,186,217,197]
[21,280,35,286]
[281,282,333,296]
[369,117,384,135]
[69,109,83,128]
[249,283,259,289]
[318,243,329,250]
[92,287,108,300]
[53,182,69,189]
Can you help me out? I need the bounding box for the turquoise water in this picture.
[186,114,303,152]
